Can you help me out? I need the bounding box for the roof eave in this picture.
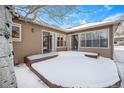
[65,21,120,33]
[14,17,121,33]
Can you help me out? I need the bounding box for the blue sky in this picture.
[41,5,124,28]
[17,5,124,28]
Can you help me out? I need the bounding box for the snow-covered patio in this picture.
[14,50,124,88]
[30,51,119,88]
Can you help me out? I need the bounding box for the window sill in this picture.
[80,47,110,49]
[13,38,22,42]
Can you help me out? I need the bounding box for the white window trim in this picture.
[67,35,72,50]
[12,22,22,42]
[42,30,55,53]
[80,28,109,49]
[57,34,66,48]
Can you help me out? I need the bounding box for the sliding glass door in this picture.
[43,32,52,53]
[71,35,78,50]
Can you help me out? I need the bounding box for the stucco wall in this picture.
[13,18,115,65]
[57,47,67,51]
[13,19,66,64]
[13,19,42,64]
[80,26,113,59]
[67,25,114,59]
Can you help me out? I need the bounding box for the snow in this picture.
[114,46,124,63]
[116,62,124,88]
[14,50,124,88]
[66,20,118,32]
[14,64,48,88]
[114,46,124,87]
[104,13,124,21]
[32,51,120,88]
[58,51,98,56]
[104,13,124,35]
[116,21,124,34]
[27,52,58,60]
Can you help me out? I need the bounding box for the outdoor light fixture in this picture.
[31,28,35,33]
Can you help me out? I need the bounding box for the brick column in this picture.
[0,6,17,88]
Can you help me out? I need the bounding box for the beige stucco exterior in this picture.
[67,25,114,59]
[13,18,66,64]
[13,18,118,64]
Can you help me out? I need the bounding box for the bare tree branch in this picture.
[15,5,96,27]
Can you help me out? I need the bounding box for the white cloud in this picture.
[104,5,113,11]
[103,13,124,21]
[61,22,72,28]
[80,20,87,24]
[68,12,77,17]
[73,20,78,24]
[62,25,71,28]
[64,16,69,20]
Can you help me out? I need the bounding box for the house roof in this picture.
[16,17,120,33]
[65,20,120,32]
[15,17,66,32]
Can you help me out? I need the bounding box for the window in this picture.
[80,33,85,47]
[92,31,100,47]
[86,32,92,47]
[57,37,64,47]
[100,30,108,47]
[12,23,21,42]
[57,34,66,47]
[80,29,109,48]
[60,37,63,46]
[57,37,60,47]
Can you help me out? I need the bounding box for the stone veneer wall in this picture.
[0,6,17,88]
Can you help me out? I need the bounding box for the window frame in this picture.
[12,22,22,42]
[80,33,86,47]
[85,32,92,47]
[57,34,66,48]
[92,31,100,47]
[99,29,109,48]
[80,28,109,49]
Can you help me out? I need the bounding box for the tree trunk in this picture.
[0,5,17,88]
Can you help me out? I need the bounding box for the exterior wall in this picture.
[57,47,67,51]
[67,25,114,59]
[13,19,66,64]
[80,48,112,58]
[13,18,116,65]
[0,6,17,88]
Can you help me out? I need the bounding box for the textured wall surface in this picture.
[0,6,17,88]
